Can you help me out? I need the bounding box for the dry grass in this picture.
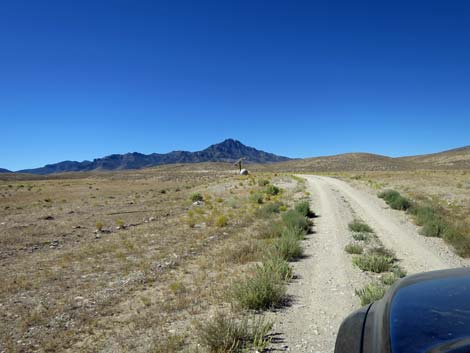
[343,170,470,257]
[0,167,305,352]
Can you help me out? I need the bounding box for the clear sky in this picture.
[1,0,469,171]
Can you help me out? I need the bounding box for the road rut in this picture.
[270,175,468,353]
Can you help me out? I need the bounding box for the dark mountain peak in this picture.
[16,139,291,174]
[204,138,244,151]
[0,168,12,173]
[217,138,243,146]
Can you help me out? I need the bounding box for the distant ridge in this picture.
[398,145,470,168]
[15,139,291,175]
[0,168,12,173]
[268,146,470,172]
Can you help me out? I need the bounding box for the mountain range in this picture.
[12,139,291,175]
[2,140,469,175]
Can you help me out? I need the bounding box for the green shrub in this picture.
[215,215,228,228]
[257,222,284,239]
[378,190,411,211]
[368,246,396,259]
[191,193,204,202]
[410,206,437,226]
[256,202,283,218]
[355,283,386,306]
[294,201,313,217]
[352,232,370,242]
[388,195,411,211]
[349,220,373,233]
[197,313,272,353]
[232,266,287,310]
[273,233,303,261]
[250,193,264,204]
[443,229,470,258]
[392,266,407,279]
[382,273,399,286]
[420,218,447,237]
[265,185,280,196]
[344,243,363,254]
[282,210,310,232]
[378,189,400,200]
[258,179,270,187]
[281,226,306,241]
[352,254,394,273]
[261,256,293,282]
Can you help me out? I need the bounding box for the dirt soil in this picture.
[269,175,469,353]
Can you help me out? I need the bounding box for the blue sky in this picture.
[1,0,469,170]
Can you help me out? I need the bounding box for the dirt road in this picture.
[270,175,468,353]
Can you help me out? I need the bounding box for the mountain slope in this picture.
[399,146,470,168]
[263,146,470,172]
[17,139,291,174]
[267,152,414,172]
[0,168,12,173]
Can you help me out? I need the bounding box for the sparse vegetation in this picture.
[250,192,264,204]
[273,232,304,261]
[232,264,288,310]
[257,222,284,239]
[262,256,293,282]
[378,189,411,211]
[190,192,204,202]
[215,214,228,227]
[0,168,308,351]
[355,283,386,306]
[352,232,371,242]
[258,179,270,187]
[294,200,313,217]
[352,254,394,273]
[382,272,400,286]
[197,313,272,353]
[344,243,363,254]
[368,246,395,259]
[265,184,280,196]
[348,220,373,233]
[256,202,283,218]
[376,184,470,257]
[282,210,310,232]
[346,217,406,305]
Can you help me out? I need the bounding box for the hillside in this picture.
[399,146,470,169]
[0,168,11,173]
[263,152,414,172]
[262,146,470,172]
[15,139,291,175]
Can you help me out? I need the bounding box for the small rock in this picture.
[44,216,54,220]
[149,216,156,222]
[193,201,204,206]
